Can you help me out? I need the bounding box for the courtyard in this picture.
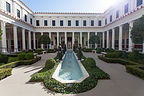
[0,52,144,96]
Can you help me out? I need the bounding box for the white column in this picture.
[80,32,82,46]
[95,32,98,48]
[49,32,52,49]
[119,25,123,50]
[88,32,90,48]
[28,31,32,49]
[13,25,18,52]
[57,32,59,48]
[128,22,133,52]
[65,32,67,47]
[1,21,7,53]
[102,32,105,48]
[33,32,36,49]
[22,29,26,50]
[41,32,44,49]
[72,32,75,48]
[106,31,109,48]
[112,29,115,49]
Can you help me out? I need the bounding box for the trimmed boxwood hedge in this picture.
[0,68,12,80]
[98,56,138,65]
[47,49,57,53]
[0,56,41,80]
[30,57,110,94]
[126,65,144,80]
[82,48,94,52]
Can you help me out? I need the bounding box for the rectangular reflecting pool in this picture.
[52,50,89,83]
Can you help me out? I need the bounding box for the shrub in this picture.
[0,54,8,64]
[35,49,44,54]
[25,53,34,60]
[8,57,18,63]
[77,51,83,60]
[128,51,139,61]
[18,52,26,60]
[96,48,104,54]
[82,58,96,69]
[105,48,115,53]
[98,56,138,65]
[47,49,57,53]
[0,68,12,80]
[0,61,19,69]
[45,58,56,70]
[18,56,41,65]
[126,65,144,80]
[106,51,121,58]
[82,48,94,52]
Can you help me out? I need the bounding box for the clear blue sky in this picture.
[21,0,120,13]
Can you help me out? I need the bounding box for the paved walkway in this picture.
[0,52,144,96]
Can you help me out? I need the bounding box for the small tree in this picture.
[131,15,144,53]
[38,35,50,49]
[89,35,100,48]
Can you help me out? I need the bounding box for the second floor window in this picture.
[76,20,79,26]
[30,18,32,25]
[83,20,87,26]
[6,2,11,13]
[91,20,94,26]
[60,20,63,26]
[125,4,129,14]
[137,0,143,7]
[17,9,20,18]
[24,15,27,22]
[105,18,107,25]
[110,15,112,22]
[98,20,102,26]
[44,20,48,26]
[116,10,119,18]
[52,20,56,26]
[36,20,40,26]
[68,20,71,26]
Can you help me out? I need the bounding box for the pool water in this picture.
[58,51,84,80]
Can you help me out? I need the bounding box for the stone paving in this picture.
[0,52,144,96]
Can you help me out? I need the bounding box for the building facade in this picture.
[0,0,144,53]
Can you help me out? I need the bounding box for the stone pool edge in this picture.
[52,51,89,84]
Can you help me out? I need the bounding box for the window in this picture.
[52,20,56,26]
[76,20,79,26]
[6,2,11,13]
[110,15,112,22]
[137,0,143,7]
[68,20,71,26]
[124,4,129,14]
[98,20,102,26]
[30,18,32,24]
[116,10,119,18]
[44,20,48,26]
[17,9,20,18]
[24,15,27,22]
[105,18,107,25]
[83,20,87,26]
[60,20,63,26]
[36,20,40,26]
[91,20,94,26]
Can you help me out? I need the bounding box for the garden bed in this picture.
[0,56,41,80]
[126,65,144,80]
[30,55,110,94]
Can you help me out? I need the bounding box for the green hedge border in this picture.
[98,56,138,65]
[0,56,41,80]
[98,55,144,80]
[126,65,144,80]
